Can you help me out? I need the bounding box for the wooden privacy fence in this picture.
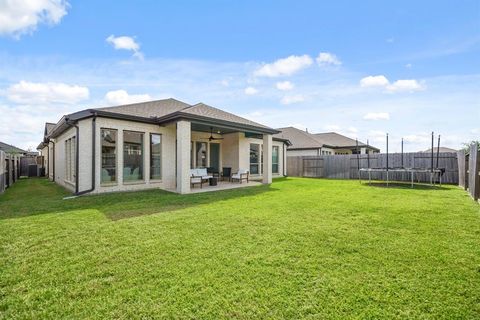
[287,152,459,184]
[0,151,21,194]
[458,144,480,201]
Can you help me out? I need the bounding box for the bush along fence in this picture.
[287,152,459,184]
[458,143,480,202]
[0,150,21,194]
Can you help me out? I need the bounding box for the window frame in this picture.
[272,145,279,174]
[249,143,261,175]
[123,130,145,183]
[150,133,162,181]
[100,128,118,186]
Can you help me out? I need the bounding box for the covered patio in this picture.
[175,117,283,194]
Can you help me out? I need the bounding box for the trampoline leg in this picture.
[387,171,389,187]
[411,171,414,188]
[368,171,371,185]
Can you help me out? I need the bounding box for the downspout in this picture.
[74,114,96,196]
[65,119,80,193]
[52,140,55,182]
[46,143,49,176]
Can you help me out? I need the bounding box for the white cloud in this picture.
[254,55,313,77]
[106,35,143,59]
[360,75,425,93]
[324,124,341,131]
[0,0,69,38]
[244,86,258,95]
[363,112,390,120]
[6,80,89,104]
[386,37,395,43]
[104,90,151,105]
[347,126,358,134]
[387,79,425,92]
[405,63,412,69]
[403,133,431,144]
[316,52,341,67]
[276,81,294,91]
[360,75,390,88]
[280,94,305,105]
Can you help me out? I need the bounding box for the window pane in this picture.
[272,146,279,173]
[196,142,207,168]
[150,134,161,180]
[124,131,144,181]
[250,144,260,174]
[101,129,117,184]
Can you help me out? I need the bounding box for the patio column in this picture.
[262,134,272,184]
[176,120,191,194]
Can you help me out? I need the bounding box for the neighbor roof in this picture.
[0,141,27,154]
[47,98,279,139]
[276,127,380,151]
[274,127,324,149]
[313,132,371,149]
[423,147,458,153]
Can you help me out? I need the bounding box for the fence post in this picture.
[469,144,480,201]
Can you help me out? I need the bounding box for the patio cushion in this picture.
[190,168,213,179]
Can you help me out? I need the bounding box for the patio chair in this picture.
[231,169,249,184]
[190,168,213,188]
[221,167,231,181]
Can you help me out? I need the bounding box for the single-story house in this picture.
[0,141,30,156]
[38,98,290,195]
[274,126,379,156]
[422,147,458,153]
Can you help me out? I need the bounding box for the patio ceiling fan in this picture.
[202,127,224,141]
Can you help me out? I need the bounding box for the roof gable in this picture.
[313,132,367,148]
[94,98,190,118]
[184,103,272,130]
[274,127,323,149]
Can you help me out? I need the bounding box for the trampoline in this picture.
[357,132,445,188]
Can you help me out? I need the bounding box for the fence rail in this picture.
[287,152,459,184]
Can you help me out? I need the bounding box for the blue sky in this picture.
[0,0,479,151]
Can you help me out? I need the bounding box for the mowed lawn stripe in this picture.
[1,178,479,319]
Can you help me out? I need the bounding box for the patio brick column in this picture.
[262,134,273,184]
[176,120,191,194]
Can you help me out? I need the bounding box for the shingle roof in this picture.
[0,141,26,154]
[45,123,56,135]
[274,127,322,149]
[275,127,379,151]
[423,147,457,153]
[47,98,280,139]
[94,98,190,118]
[312,132,368,148]
[185,103,272,130]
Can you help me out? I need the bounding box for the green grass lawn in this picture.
[1,178,480,319]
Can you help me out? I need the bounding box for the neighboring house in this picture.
[38,98,290,195]
[0,141,29,156]
[37,122,56,177]
[423,147,457,153]
[274,126,379,156]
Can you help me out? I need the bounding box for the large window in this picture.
[250,143,260,174]
[272,146,279,174]
[150,134,162,180]
[101,129,117,184]
[65,136,76,183]
[196,142,207,168]
[124,131,144,182]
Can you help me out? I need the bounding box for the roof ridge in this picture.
[95,97,190,110]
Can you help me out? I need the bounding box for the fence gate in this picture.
[302,158,323,177]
